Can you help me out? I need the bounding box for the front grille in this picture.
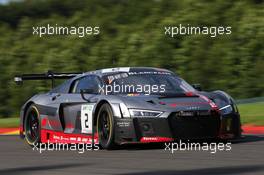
[175,110,211,117]
[168,110,220,139]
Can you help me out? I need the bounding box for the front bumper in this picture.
[219,113,241,139]
[114,112,240,144]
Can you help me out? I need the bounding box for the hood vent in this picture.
[146,100,156,105]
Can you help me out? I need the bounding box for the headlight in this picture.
[119,103,130,117]
[219,105,233,115]
[129,109,163,117]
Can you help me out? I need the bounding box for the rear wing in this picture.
[14,70,82,88]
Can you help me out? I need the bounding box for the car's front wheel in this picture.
[24,104,41,146]
[97,103,116,149]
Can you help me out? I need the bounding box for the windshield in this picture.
[101,72,196,95]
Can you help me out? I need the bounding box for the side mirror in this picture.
[80,88,97,102]
[192,84,202,91]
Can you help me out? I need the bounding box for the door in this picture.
[60,75,101,134]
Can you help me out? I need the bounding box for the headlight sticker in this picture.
[219,105,233,115]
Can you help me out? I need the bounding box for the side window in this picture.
[50,79,71,94]
[71,76,100,93]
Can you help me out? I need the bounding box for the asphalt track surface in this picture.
[0,135,263,175]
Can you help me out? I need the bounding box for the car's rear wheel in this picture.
[97,103,116,149]
[24,105,41,146]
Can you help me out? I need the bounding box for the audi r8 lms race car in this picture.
[15,67,241,149]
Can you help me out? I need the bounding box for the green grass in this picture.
[238,102,264,126]
[0,102,263,128]
[0,117,19,128]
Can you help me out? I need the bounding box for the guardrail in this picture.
[236,97,264,104]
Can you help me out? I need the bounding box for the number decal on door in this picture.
[81,104,95,134]
[84,113,89,128]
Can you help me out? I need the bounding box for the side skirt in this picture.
[41,129,98,144]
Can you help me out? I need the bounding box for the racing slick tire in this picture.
[24,104,41,146]
[97,103,116,150]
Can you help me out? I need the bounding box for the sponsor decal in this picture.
[41,129,98,144]
[116,121,130,127]
[107,73,128,84]
[140,137,173,143]
[102,67,130,73]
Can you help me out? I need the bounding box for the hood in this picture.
[119,93,216,112]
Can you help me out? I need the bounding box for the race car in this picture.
[15,67,241,149]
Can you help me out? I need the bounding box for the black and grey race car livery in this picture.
[15,67,241,149]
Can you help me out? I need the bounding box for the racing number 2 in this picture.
[84,113,89,128]
[81,104,95,134]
